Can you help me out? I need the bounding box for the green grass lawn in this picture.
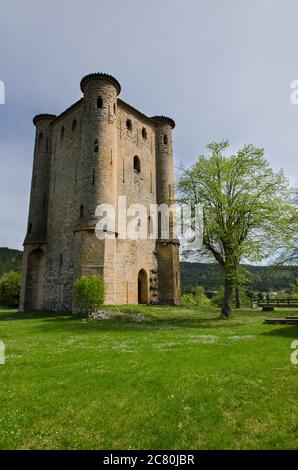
[0,305,297,450]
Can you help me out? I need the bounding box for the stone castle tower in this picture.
[19,73,180,312]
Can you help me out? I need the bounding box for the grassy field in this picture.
[0,305,297,450]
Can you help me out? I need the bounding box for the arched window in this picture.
[79,204,84,218]
[97,96,103,109]
[133,155,141,174]
[126,119,132,131]
[72,119,77,131]
[38,132,43,144]
[61,126,65,139]
[163,134,168,145]
[28,222,32,234]
[94,139,99,153]
[142,127,147,139]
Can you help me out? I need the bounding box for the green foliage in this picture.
[0,247,22,277]
[236,288,253,307]
[74,275,104,316]
[210,287,225,307]
[0,271,21,307]
[181,285,210,306]
[289,279,298,299]
[210,286,252,308]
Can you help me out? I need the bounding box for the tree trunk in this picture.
[221,279,233,318]
[235,287,241,308]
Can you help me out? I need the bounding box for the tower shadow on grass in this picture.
[0,308,238,334]
[261,325,298,339]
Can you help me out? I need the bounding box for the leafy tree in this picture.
[178,140,297,317]
[74,275,104,316]
[0,271,21,307]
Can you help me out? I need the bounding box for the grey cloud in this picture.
[0,0,298,248]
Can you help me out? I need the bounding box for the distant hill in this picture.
[181,262,298,292]
[0,247,23,277]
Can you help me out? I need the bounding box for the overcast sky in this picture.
[0,0,298,249]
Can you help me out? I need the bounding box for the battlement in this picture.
[151,115,176,129]
[80,73,121,95]
[33,113,56,126]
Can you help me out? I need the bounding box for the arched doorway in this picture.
[138,269,148,304]
[24,248,45,310]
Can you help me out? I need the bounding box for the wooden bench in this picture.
[252,299,298,311]
[264,317,298,325]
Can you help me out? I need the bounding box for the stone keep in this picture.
[19,73,180,311]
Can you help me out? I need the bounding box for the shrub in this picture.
[0,271,21,307]
[210,287,224,307]
[193,286,210,306]
[181,286,210,306]
[74,274,104,316]
[181,293,196,306]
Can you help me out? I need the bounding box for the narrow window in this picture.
[80,204,84,218]
[150,170,153,193]
[97,96,103,109]
[38,132,43,144]
[133,155,141,174]
[94,139,99,153]
[61,126,65,139]
[59,253,63,267]
[142,127,147,139]
[92,168,95,185]
[148,215,152,238]
[158,212,162,239]
[28,222,32,234]
[113,103,116,114]
[163,134,168,145]
[126,119,132,131]
[72,119,77,131]
[122,159,125,183]
[169,212,174,237]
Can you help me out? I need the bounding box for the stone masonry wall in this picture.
[21,74,180,311]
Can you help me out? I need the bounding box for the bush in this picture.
[210,287,224,307]
[0,271,21,307]
[74,274,104,316]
